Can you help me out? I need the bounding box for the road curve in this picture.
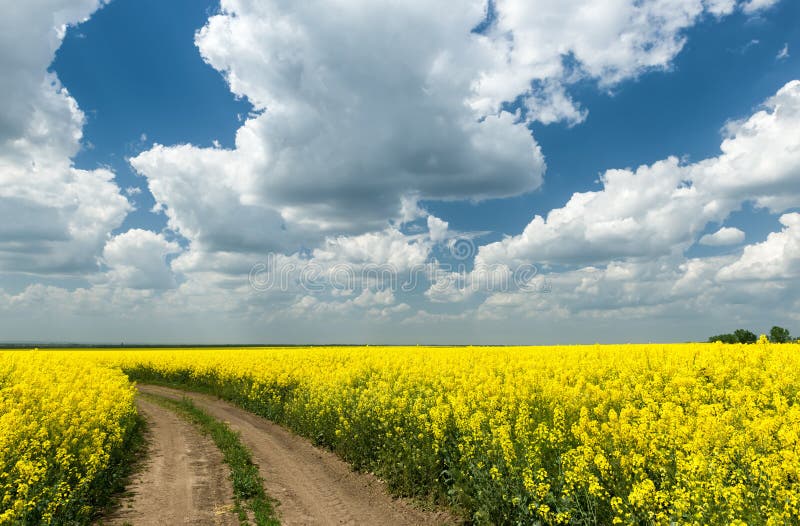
[99,397,237,526]
[138,384,458,526]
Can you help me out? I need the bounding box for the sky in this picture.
[1,0,799,344]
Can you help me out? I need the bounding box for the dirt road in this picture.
[138,384,457,526]
[100,397,237,526]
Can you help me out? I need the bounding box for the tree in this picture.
[733,329,758,344]
[708,329,764,343]
[769,326,792,343]
[708,333,739,344]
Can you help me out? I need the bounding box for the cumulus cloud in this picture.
[436,79,800,325]
[717,213,800,281]
[101,229,181,290]
[276,288,405,324]
[475,242,799,327]
[131,0,547,257]
[426,216,449,243]
[741,0,780,14]
[691,81,800,212]
[130,0,773,264]
[0,0,130,275]
[469,0,779,116]
[478,157,714,265]
[523,81,588,127]
[478,80,800,267]
[353,288,396,308]
[699,226,746,246]
[312,227,430,271]
[0,0,107,146]
[425,270,477,303]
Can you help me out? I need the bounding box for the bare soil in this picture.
[138,384,459,526]
[99,397,238,526]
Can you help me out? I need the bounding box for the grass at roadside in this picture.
[140,392,280,526]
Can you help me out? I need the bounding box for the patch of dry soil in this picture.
[99,397,237,525]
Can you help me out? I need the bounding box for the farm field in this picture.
[0,353,137,524]
[2,343,800,525]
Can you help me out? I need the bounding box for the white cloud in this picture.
[691,80,800,212]
[312,227,430,271]
[0,0,130,275]
[398,195,426,224]
[478,80,800,266]
[131,0,547,256]
[475,242,800,327]
[741,0,780,14]
[353,288,395,308]
[0,0,108,147]
[164,214,452,305]
[776,43,790,61]
[278,288,401,322]
[469,0,779,117]
[699,226,745,246]
[101,229,181,290]
[717,213,800,281]
[705,0,738,16]
[1,218,797,343]
[475,260,668,320]
[523,81,588,127]
[478,157,715,265]
[425,270,476,303]
[130,0,772,265]
[426,215,449,243]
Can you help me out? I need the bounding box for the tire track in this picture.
[99,398,237,526]
[138,384,458,526]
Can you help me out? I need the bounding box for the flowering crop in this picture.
[8,342,800,525]
[93,342,800,525]
[0,352,137,525]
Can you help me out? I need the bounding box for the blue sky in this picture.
[52,0,799,244]
[437,2,800,243]
[1,0,799,343]
[52,0,249,234]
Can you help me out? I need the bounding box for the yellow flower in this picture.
[5,341,800,525]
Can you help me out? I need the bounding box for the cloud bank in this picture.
[0,0,795,343]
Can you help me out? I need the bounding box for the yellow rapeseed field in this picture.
[0,352,137,525]
[81,341,800,525]
[2,342,799,525]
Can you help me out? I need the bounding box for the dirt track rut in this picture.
[138,384,457,526]
[100,398,237,525]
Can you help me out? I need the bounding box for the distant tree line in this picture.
[708,326,795,344]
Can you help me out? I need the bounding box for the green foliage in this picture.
[708,333,739,344]
[769,326,792,343]
[707,328,788,344]
[734,329,758,344]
